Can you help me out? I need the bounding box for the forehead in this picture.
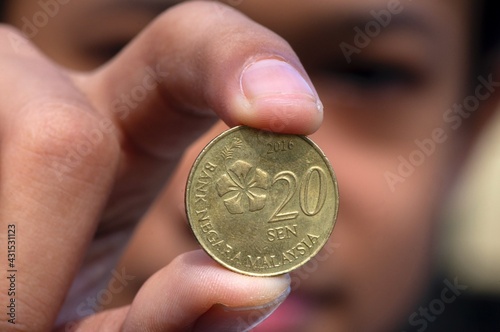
[235,0,470,38]
[13,0,470,22]
[7,0,472,73]
[11,0,471,37]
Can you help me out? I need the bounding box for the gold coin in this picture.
[185,126,339,276]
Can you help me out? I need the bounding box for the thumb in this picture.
[192,288,290,332]
[57,250,290,332]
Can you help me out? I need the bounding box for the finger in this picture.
[57,251,290,332]
[81,1,323,161]
[0,27,119,329]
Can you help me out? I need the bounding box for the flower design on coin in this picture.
[216,160,270,214]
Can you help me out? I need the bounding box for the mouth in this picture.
[252,292,311,332]
[254,284,347,332]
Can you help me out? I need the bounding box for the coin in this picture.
[185,126,339,276]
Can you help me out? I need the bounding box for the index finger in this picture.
[80,1,323,160]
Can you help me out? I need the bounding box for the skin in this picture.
[0,0,498,331]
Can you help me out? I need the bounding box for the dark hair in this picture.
[0,1,4,21]
[477,0,500,71]
[480,0,500,55]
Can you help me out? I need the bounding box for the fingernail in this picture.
[194,282,291,332]
[241,59,321,111]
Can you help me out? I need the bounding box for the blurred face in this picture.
[5,0,476,331]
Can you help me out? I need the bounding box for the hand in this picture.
[0,2,322,331]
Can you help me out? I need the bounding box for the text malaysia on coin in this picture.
[186,126,339,276]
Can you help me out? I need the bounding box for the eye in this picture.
[325,61,421,90]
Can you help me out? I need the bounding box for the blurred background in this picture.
[440,106,500,295]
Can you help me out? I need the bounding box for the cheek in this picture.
[310,100,457,329]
